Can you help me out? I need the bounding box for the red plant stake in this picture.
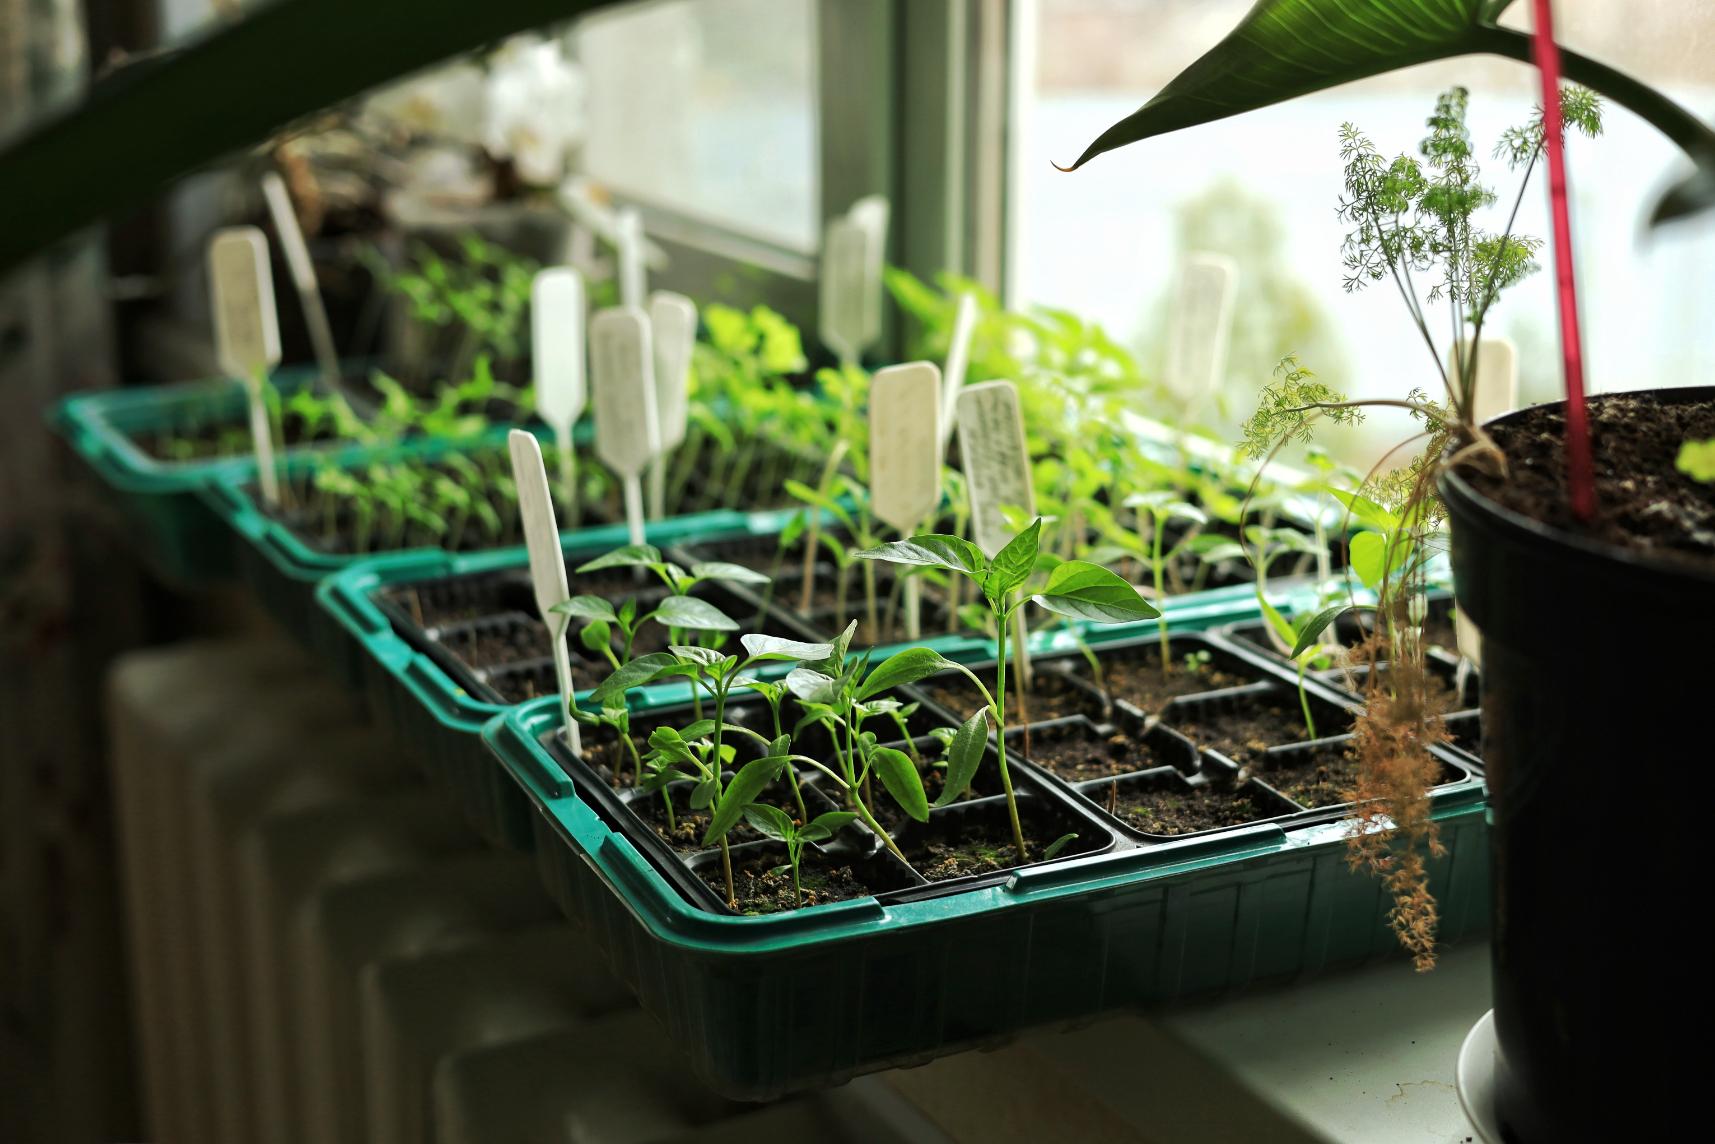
[1532,0,1597,522]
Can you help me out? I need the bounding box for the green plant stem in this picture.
[994,608,1028,861]
[1295,661,1318,740]
[1151,513,1170,678]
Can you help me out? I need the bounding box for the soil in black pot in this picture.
[1104,781,1279,835]
[1019,722,1158,782]
[700,850,891,915]
[1462,391,1715,569]
[918,669,1101,726]
[1101,648,1252,714]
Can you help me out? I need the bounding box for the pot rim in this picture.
[1439,385,1715,588]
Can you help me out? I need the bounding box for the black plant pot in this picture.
[1441,388,1715,1142]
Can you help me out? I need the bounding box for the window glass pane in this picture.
[575,0,819,251]
[1015,0,1715,458]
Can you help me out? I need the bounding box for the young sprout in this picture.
[569,543,768,656]
[742,805,859,909]
[856,519,1157,858]
[1095,490,1210,675]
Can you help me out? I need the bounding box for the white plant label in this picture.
[533,266,587,519]
[1164,253,1237,407]
[648,291,696,451]
[259,171,339,389]
[956,380,1035,557]
[589,306,660,547]
[819,216,868,366]
[616,207,646,311]
[209,226,283,505]
[849,195,890,351]
[1453,336,1518,425]
[939,292,978,450]
[508,429,581,752]
[869,362,943,533]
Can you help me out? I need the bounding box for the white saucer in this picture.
[1456,1009,1504,1144]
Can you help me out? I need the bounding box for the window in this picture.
[1011,0,1715,456]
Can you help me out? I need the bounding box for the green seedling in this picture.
[741,805,860,909]
[856,518,1157,858]
[1087,491,1208,676]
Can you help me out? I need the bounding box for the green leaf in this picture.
[651,595,738,632]
[551,595,618,622]
[742,803,795,841]
[854,535,988,578]
[691,561,771,586]
[1289,605,1352,659]
[677,719,719,742]
[740,634,834,663]
[1324,487,1399,532]
[985,518,1043,601]
[934,710,989,808]
[1041,832,1078,861]
[1676,437,1715,483]
[857,647,958,701]
[578,619,612,653]
[1349,531,1413,591]
[1033,561,1160,624]
[870,747,929,823]
[669,645,731,673]
[703,756,787,846]
[690,778,717,811]
[784,667,839,705]
[799,810,859,842]
[590,653,682,706]
[577,544,662,573]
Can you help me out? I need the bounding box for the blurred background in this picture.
[2,1,1711,1139]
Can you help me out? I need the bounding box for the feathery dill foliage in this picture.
[1241,355,1364,461]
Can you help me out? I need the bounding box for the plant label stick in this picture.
[957,380,1036,685]
[209,226,283,506]
[590,306,660,549]
[1164,253,1237,412]
[849,195,891,353]
[870,362,943,639]
[507,429,581,753]
[259,171,340,392]
[819,216,868,368]
[939,292,979,451]
[532,267,587,522]
[616,207,646,311]
[1447,336,1517,667]
[647,290,697,519]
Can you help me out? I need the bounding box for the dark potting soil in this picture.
[579,734,649,788]
[699,851,882,914]
[1022,724,1158,782]
[1104,781,1278,835]
[1165,691,1331,765]
[1462,392,1715,569]
[1260,746,1357,809]
[433,617,548,671]
[631,793,765,853]
[918,669,1100,726]
[1102,649,1253,715]
[484,661,558,704]
[904,804,1090,881]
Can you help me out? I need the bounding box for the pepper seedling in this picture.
[856,518,1157,858]
[741,805,859,909]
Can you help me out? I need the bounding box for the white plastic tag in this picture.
[616,207,646,311]
[940,293,978,449]
[956,380,1035,557]
[259,172,339,389]
[849,195,890,351]
[1164,253,1237,406]
[819,216,868,365]
[869,362,943,534]
[648,291,697,451]
[209,227,283,505]
[590,307,660,477]
[508,429,581,751]
[1452,336,1519,426]
[533,267,587,434]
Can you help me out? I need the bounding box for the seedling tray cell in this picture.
[482,614,1490,1099]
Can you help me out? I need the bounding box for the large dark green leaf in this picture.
[933,710,990,808]
[854,535,987,577]
[985,518,1043,601]
[590,653,683,707]
[1061,0,1715,228]
[651,596,738,632]
[1033,561,1160,624]
[0,0,621,273]
[870,747,929,823]
[703,755,787,847]
[857,647,959,702]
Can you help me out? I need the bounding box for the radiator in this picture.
[106,638,945,1144]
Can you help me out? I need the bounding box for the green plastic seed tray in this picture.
[481,614,1486,1100]
[50,365,339,586]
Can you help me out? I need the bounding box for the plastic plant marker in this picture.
[956,380,1037,685]
[870,362,943,639]
[1164,252,1238,412]
[589,306,661,549]
[507,429,581,754]
[208,226,283,506]
[939,293,979,451]
[818,216,868,367]
[849,195,891,352]
[647,291,697,519]
[616,207,647,311]
[1446,336,1517,668]
[259,171,339,391]
[1532,0,1596,522]
[532,267,587,521]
